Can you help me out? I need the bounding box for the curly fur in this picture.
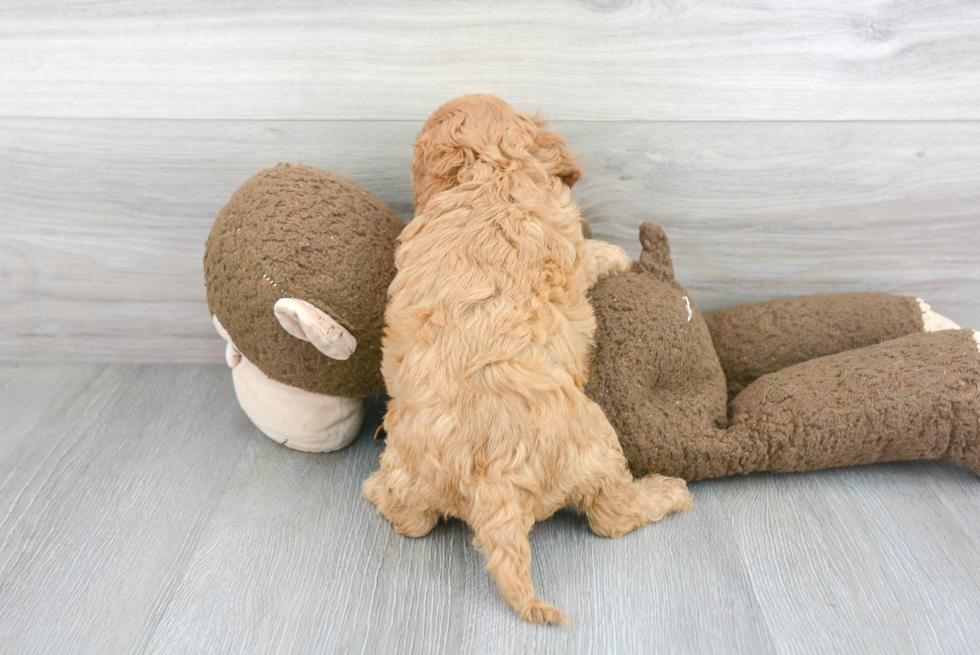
[363,95,692,625]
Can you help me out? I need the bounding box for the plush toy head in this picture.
[204,163,404,450]
[584,223,729,475]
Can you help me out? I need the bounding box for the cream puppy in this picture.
[364,95,692,625]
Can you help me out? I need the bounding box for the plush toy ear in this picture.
[638,222,676,282]
[274,298,357,361]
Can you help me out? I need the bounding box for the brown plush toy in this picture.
[584,221,980,481]
[204,163,404,451]
[204,164,980,481]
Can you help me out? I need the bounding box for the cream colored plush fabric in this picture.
[918,298,962,332]
[273,298,357,360]
[213,315,364,452]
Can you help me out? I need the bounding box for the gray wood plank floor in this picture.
[2,363,979,654]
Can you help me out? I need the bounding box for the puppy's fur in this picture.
[363,95,692,625]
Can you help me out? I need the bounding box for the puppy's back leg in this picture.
[577,402,693,539]
[363,455,439,538]
[469,483,569,626]
[585,462,692,539]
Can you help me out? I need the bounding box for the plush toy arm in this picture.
[704,293,936,397]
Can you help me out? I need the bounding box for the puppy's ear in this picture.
[558,157,583,188]
[535,122,583,188]
[411,114,474,210]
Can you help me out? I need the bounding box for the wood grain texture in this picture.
[0,119,415,361]
[2,118,978,362]
[724,465,980,653]
[0,363,250,653]
[1,363,979,653]
[3,0,980,121]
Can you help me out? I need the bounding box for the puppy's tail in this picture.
[469,483,570,627]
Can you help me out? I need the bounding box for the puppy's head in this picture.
[411,94,581,210]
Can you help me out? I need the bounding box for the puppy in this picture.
[363,95,692,625]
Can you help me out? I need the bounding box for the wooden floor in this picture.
[2,362,979,654]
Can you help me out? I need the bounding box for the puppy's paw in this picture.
[390,511,439,538]
[363,472,438,538]
[640,474,693,515]
[593,241,632,278]
[520,598,571,627]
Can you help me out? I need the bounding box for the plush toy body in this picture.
[204,164,404,451]
[585,222,980,481]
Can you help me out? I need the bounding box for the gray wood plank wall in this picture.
[2,1,979,361]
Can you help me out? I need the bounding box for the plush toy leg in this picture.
[704,293,956,397]
[714,329,980,478]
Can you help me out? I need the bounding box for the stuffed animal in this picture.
[203,165,980,481]
[204,163,404,451]
[583,221,980,481]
